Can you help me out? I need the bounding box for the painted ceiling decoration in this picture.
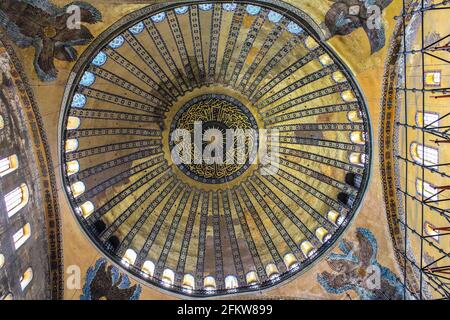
[325,0,394,54]
[318,228,404,300]
[59,0,372,297]
[0,0,101,81]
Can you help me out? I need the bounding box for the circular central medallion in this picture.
[170,94,258,184]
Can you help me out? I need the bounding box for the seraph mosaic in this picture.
[317,228,404,300]
[0,0,101,81]
[325,0,393,54]
[81,258,141,300]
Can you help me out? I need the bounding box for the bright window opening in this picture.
[142,260,155,277]
[5,183,29,218]
[20,267,33,291]
[13,223,31,250]
[410,143,438,166]
[0,155,19,177]
[416,179,438,201]
[225,275,238,290]
[416,112,439,128]
[122,249,137,266]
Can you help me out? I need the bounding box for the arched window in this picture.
[5,184,29,218]
[70,181,85,198]
[349,152,366,167]
[265,263,280,280]
[13,223,31,250]
[305,36,319,50]
[424,70,441,86]
[416,112,439,128]
[162,269,175,286]
[204,276,216,292]
[300,240,316,258]
[316,227,331,243]
[347,111,362,122]
[350,131,366,144]
[0,254,4,268]
[79,201,94,219]
[337,192,355,207]
[283,253,299,270]
[65,139,78,152]
[332,71,345,83]
[182,274,195,291]
[0,155,19,177]
[66,160,80,176]
[0,115,4,129]
[225,275,238,290]
[424,222,440,242]
[319,54,333,66]
[328,210,344,226]
[416,179,438,201]
[20,267,33,291]
[410,143,438,166]
[67,116,81,130]
[246,271,259,286]
[122,249,137,266]
[142,260,155,277]
[341,90,356,102]
[1,292,13,300]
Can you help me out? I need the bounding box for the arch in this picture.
[319,53,333,66]
[283,253,299,270]
[70,181,85,198]
[106,236,120,251]
[122,249,137,266]
[327,209,344,226]
[349,152,366,166]
[66,116,81,130]
[347,110,363,122]
[337,192,356,207]
[246,271,259,286]
[424,70,441,86]
[0,115,4,129]
[5,183,29,217]
[416,112,439,128]
[65,139,78,152]
[162,269,175,286]
[410,142,438,166]
[142,260,155,277]
[13,223,31,250]
[416,179,438,201]
[350,131,366,144]
[345,173,363,188]
[224,275,238,290]
[204,276,216,291]
[79,201,94,219]
[182,274,195,291]
[341,90,357,102]
[0,154,19,177]
[300,240,316,258]
[332,71,346,83]
[20,267,33,291]
[316,227,331,243]
[66,160,80,176]
[265,263,280,280]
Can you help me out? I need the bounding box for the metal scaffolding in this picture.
[395,0,450,300]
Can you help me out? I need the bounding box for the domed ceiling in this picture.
[59,1,372,297]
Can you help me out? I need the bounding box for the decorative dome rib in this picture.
[59,0,372,297]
